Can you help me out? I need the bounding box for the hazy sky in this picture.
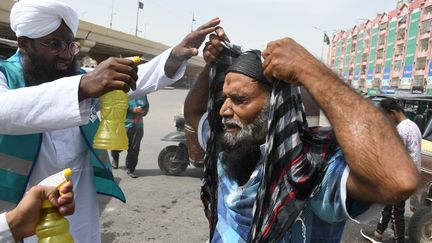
[59,0,397,59]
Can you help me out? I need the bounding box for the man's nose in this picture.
[219,99,233,117]
[58,45,74,60]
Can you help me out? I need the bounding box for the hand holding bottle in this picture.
[78,57,138,101]
[5,181,74,241]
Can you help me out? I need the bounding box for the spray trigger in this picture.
[38,168,72,190]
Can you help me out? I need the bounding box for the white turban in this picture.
[10,0,79,38]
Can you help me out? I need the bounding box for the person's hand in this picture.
[78,57,138,101]
[6,181,74,241]
[203,26,230,64]
[165,17,221,77]
[133,107,143,114]
[262,37,327,86]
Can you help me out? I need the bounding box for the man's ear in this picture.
[17,36,31,54]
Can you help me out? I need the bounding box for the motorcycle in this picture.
[158,115,204,175]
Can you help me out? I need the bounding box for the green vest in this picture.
[0,52,126,205]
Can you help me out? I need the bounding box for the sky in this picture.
[59,0,398,60]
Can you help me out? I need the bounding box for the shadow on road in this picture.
[97,176,122,214]
[176,167,204,178]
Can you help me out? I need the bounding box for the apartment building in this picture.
[328,0,432,95]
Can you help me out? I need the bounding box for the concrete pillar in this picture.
[78,39,96,54]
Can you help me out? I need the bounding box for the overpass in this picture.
[0,0,205,87]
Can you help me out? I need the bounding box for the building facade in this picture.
[328,0,432,95]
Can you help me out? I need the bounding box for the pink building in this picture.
[328,0,432,95]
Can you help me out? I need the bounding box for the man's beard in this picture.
[221,103,269,185]
[22,52,78,86]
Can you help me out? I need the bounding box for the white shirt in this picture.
[0,48,186,243]
[0,213,14,243]
[397,118,422,169]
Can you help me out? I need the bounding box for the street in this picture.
[98,88,409,243]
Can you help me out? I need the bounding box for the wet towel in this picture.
[10,0,79,38]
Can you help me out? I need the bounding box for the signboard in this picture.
[366,69,374,85]
[428,62,432,84]
[367,88,380,95]
[382,67,391,87]
[412,86,424,94]
[401,65,412,85]
[381,86,396,94]
[354,69,359,80]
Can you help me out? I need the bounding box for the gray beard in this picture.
[222,104,269,150]
[220,103,269,185]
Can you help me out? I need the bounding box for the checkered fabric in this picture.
[200,42,243,237]
[249,80,337,242]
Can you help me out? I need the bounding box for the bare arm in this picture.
[262,38,419,204]
[184,26,228,130]
[184,65,211,130]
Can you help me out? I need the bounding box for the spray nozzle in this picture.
[125,56,147,64]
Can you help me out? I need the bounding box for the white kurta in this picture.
[0,48,186,243]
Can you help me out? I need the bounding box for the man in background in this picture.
[361,98,422,243]
[111,96,149,178]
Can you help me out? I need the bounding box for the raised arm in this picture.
[165,17,220,78]
[262,38,418,204]
[184,26,228,130]
[184,65,211,130]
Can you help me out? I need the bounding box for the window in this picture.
[420,39,429,52]
[393,60,402,71]
[415,57,427,70]
[397,29,406,40]
[420,19,432,34]
[398,15,407,26]
[395,44,405,57]
[424,5,432,16]
[390,77,399,87]
[377,49,384,59]
[361,65,367,75]
[351,43,357,52]
[378,35,386,46]
[375,64,383,73]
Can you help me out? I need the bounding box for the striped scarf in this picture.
[200,43,337,242]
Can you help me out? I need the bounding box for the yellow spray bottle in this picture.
[93,56,142,151]
[35,168,74,243]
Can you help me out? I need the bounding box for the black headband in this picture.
[226,50,271,86]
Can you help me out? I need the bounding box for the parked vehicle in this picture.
[370,94,432,243]
[158,115,204,175]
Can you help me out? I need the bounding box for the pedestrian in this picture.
[361,98,422,243]
[111,96,149,178]
[0,181,74,242]
[184,27,419,242]
[0,0,220,242]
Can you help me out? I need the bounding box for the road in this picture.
[98,88,410,243]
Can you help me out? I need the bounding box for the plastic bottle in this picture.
[93,56,142,151]
[35,168,74,243]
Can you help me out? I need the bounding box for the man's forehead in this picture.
[223,73,262,95]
